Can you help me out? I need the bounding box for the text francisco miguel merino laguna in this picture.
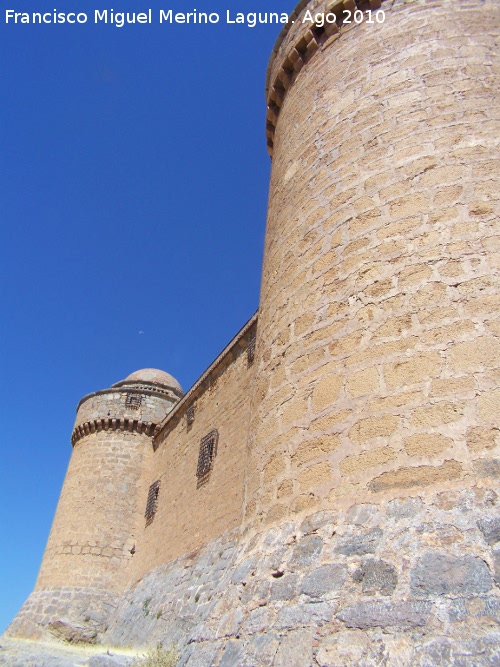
[5,8,296,27]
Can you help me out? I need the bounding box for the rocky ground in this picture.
[0,637,136,667]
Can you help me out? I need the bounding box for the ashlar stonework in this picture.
[5,0,500,665]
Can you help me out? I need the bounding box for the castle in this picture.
[7,0,500,664]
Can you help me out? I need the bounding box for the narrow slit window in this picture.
[196,429,219,487]
[145,480,160,526]
[187,405,195,427]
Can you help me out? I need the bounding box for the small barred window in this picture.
[247,336,256,364]
[187,405,195,427]
[126,393,142,409]
[145,480,160,526]
[196,429,219,487]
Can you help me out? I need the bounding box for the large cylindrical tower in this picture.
[8,369,182,641]
[244,0,500,528]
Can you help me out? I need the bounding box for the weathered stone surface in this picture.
[493,550,500,587]
[274,602,334,630]
[415,636,500,667]
[87,657,126,667]
[474,459,500,479]
[290,535,323,566]
[334,528,383,556]
[243,634,279,667]
[0,638,135,667]
[215,608,243,638]
[183,641,222,667]
[410,553,492,597]
[273,629,313,667]
[337,601,432,629]
[240,607,273,635]
[480,597,500,624]
[218,640,244,667]
[301,564,347,598]
[353,559,397,596]
[231,558,257,585]
[386,496,423,519]
[299,511,335,535]
[478,517,500,546]
[270,574,300,601]
[316,629,381,667]
[47,620,98,644]
[345,504,379,526]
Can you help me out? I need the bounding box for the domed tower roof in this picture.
[114,368,183,394]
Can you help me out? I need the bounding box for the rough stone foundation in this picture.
[13,488,499,665]
[119,490,500,665]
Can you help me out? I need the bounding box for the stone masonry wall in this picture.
[244,0,500,531]
[35,429,153,594]
[131,322,257,582]
[5,1,500,662]
[99,488,500,666]
[75,390,177,429]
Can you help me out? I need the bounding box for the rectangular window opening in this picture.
[126,393,142,410]
[196,429,219,488]
[145,480,160,526]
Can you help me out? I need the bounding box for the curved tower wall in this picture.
[8,375,181,640]
[35,385,178,592]
[244,0,500,529]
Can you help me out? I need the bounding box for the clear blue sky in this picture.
[0,0,290,632]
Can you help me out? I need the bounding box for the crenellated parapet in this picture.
[71,417,157,446]
[71,372,182,445]
[266,0,386,154]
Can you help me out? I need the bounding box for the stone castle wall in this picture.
[130,318,257,582]
[244,0,500,532]
[35,429,151,593]
[6,0,500,663]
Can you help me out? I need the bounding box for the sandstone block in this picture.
[347,367,379,397]
[467,427,498,452]
[450,337,500,372]
[340,446,396,475]
[369,460,462,492]
[384,352,441,389]
[349,416,399,443]
[410,401,465,428]
[478,388,500,424]
[312,374,342,412]
[291,435,340,467]
[404,433,453,457]
[298,461,331,489]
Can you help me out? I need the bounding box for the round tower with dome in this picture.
[19,369,182,639]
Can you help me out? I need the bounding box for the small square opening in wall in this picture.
[126,393,142,409]
[196,429,219,488]
[145,480,160,526]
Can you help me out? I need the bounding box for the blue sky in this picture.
[0,0,290,632]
